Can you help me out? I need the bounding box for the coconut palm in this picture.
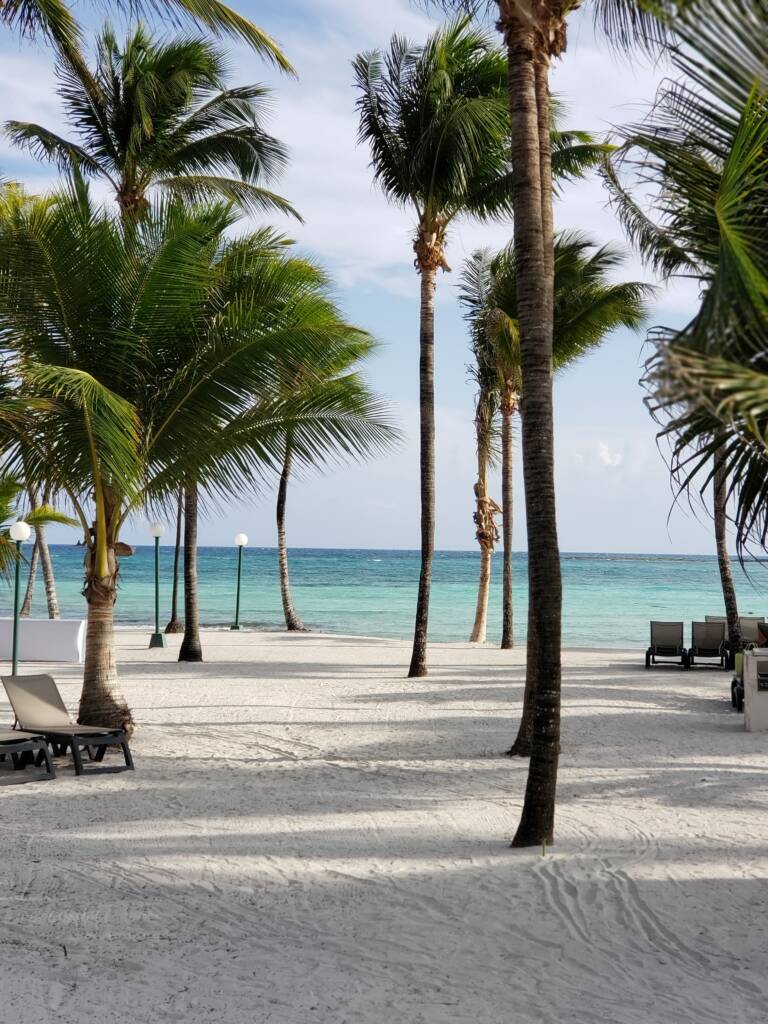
[460,233,651,734]
[0,472,74,577]
[607,0,768,660]
[19,481,61,618]
[165,489,184,634]
[6,26,296,220]
[461,108,609,646]
[423,0,679,844]
[272,335,398,632]
[354,17,515,677]
[0,184,384,726]
[466,335,501,645]
[0,0,293,72]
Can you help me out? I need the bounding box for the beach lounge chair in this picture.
[0,728,56,778]
[739,617,766,646]
[1,674,133,776]
[688,620,727,668]
[645,621,687,669]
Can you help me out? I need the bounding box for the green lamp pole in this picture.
[9,520,31,676]
[149,521,167,648]
[231,533,248,631]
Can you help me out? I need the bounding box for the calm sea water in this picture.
[3,545,767,648]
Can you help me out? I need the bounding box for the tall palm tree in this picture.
[5,25,296,664]
[606,0,768,658]
[465,292,501,644]
[461,109,609,646]
[425,0,674,846]
[6,26,296,220]
[354,18,514,677]
[273,335,399,632]
[0,185,384,725]
[461,233,651,735]
[0,0,293,73]
[165,488,184,634]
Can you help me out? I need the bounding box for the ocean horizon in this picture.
[3,544,767,648]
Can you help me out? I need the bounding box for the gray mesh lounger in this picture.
[645,621,687,669]
[739,617,766,646]
[0,728,56,778]
[688,620,726,668]
[1,675,133,776]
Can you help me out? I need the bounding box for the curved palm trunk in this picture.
[179,482,203,662]
[20,539,39,617]
[23,483,60,618]
[79,548,134,733]
[469,445,500,644]
[714,451,741,666]
[408,263,438,678]
[503,25,562,847]
[36,524,60,618]
[277,445,308,632]
[470,543,493,643]
[501,398,516,649]
[165,488,184,634]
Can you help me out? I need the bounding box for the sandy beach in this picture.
[2,630,767,1023]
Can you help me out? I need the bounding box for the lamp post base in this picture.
[149,633,167,649]
[230,624,241,631]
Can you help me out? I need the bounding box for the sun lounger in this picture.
[1,674,133,776]
[0,728,56,778]
[688,620,727,668]
[739,617,766,646]
[645,621,687,669]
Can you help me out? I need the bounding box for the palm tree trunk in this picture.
[179,482,203,662]
[470,541,493,643]
[25,483,60,618]
[79,551,134,733]
[36,523,60,618]
[20,539,39,617]
[502,22,562,847]
[165,488,184,634]
[501,399,515,649]
[408,263,438,678]
[714,450,741,665]
[510,55,557,753]
[470,435,498,643]
[277,445,308,631]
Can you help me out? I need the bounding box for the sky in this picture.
[0,0,724,553]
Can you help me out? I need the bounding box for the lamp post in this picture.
[149,522,166,649]
[9,520,31,676]
[231,533,248,630]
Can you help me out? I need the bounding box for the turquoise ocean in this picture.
[4,545,767,648]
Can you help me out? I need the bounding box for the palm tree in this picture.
[0,185,385,726]
[465,285,501,644]
[6,26,296,220]
[272,334,399,632]
[461,233,652,737]
[354,18,514,677]
[0,0,293,73]
[424,0,676,846]
[20,481,61,618]
[0,472,74,577]
[461,110,609,646]
[165,489,184,634]
[606,0,768,660]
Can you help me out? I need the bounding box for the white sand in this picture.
[1,630,767,1023]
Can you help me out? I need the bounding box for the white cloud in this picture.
[598,441,624,468]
